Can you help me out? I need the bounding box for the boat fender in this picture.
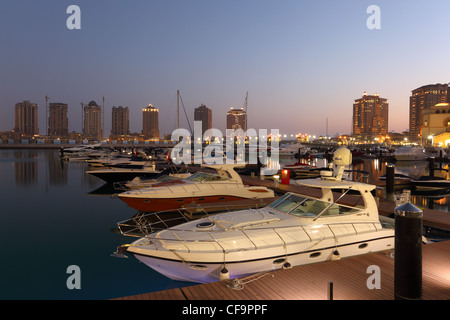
[331,249,341,261]
[110,244,130,258]
[220,266,230,281]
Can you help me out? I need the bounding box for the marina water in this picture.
[1,149,449,299]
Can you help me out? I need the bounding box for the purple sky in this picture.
[1,0,449,138]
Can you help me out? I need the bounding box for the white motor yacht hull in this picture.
[130,230,394,283]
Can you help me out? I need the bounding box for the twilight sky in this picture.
[1,0,450,138]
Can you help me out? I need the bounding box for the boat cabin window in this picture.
[186,172,229,182]
[270,193,360,217]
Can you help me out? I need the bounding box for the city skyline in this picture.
[1,1,450,137]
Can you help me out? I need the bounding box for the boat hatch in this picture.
[196,221,215,229]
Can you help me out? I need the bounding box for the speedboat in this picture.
[394,146,428,161]
[86,165,161,184]
[116,148,395,283]
[276,143,309,157]
[114,172,192,191]
[117,164,275,212]
[411,175,450,192]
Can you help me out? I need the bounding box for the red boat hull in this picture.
[119,194,249,212]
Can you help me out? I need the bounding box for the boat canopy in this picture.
[201,163,245,183]
[268,192,361,218]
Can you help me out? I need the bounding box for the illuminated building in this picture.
[352,92,388,138]
[226,107,247,131]
[420,102,450,146]
[409,83,450,141]
[142,104,159,139]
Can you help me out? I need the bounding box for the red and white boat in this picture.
[281,162,315,170]
[117,164,275,212]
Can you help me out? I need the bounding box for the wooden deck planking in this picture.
[114,240,450,300]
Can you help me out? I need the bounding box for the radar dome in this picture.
[332,147,352,166]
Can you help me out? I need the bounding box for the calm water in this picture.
[0,149,193,300]
[1,150,449,300]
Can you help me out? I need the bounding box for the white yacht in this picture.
[394,146,428,161]
[117,164,275,212]
[276,143,309,157]
[116,148,395,283]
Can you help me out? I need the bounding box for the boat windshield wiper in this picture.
[313,187,352,221]
[286,198,308,214]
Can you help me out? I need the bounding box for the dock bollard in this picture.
[394,202,423,300]
[428,157,435,177]
[385,163,395,201]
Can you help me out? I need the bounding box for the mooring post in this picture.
[385,163,395,201]
[327,281,333,300]
[394,202,423,300]
[428,157,435,177]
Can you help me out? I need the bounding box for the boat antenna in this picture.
[178,91,193,136]
[244,91,248,131]
[45,95,50,136]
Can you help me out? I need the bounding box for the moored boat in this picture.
[116,148,395,283]
[86,166,161,184]
[117,164,275,212]
[394,146,428,161]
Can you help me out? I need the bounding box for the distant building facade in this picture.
[142,104,159,139]
[409,83,450,141]
[48,103,68,137]
[420,102,450,145]
[14,100,39,136]
[111,106,129,136]
[194,104,212,137]
[226,107,247,131]
[352,92,388,138]
[83,101,102,139]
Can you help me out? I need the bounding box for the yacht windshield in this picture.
[269,193,360,217]
[186,172,228,182]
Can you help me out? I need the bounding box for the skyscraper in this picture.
[111,106,129,136]
[14,100,39,136]
[48,103,68,137]
[83,101,102,139]
[142,104,159,139]
[226,107,247,131]
[194,104,212,137]
[409,83,450,140]
[352,92,388,137]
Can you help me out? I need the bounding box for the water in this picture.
[0,149,193,300]
[1,150,449,299]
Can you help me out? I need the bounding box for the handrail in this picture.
[117,202,270,237]
[137,221,384,254]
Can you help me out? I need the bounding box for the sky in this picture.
[1,0,450,138]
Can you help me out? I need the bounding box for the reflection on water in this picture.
[349,158,450,212]
[1,150,449,300]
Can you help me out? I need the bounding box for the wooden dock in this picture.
[114,240,450,300]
